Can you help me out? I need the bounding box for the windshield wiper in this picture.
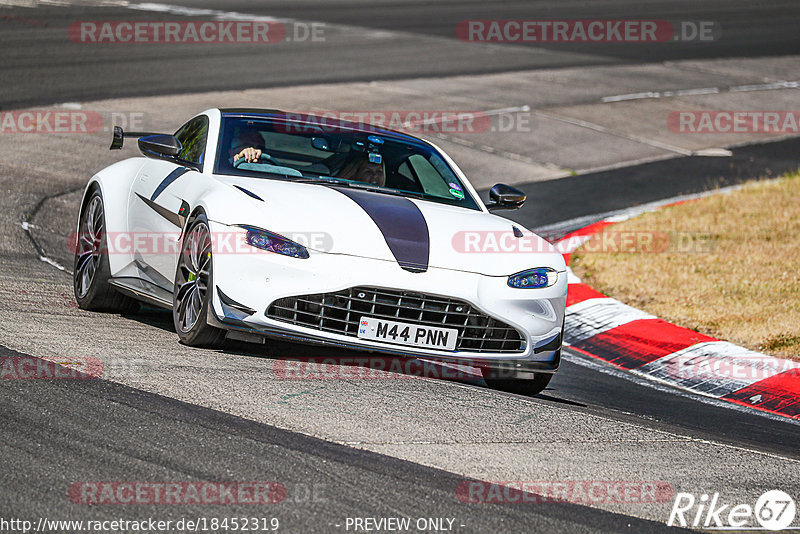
[344,183,430,200]
[289,177,352,186]
[287,177,431,201]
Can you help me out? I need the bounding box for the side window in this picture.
[406,154,452,197]
[397,161,414,181]
[174,116,209,169]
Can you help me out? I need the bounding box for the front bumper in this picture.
[208,220,567,374]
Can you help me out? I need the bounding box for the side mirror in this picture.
[138,134,182,161]
[486,183,526,211]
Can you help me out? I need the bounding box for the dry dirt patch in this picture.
[571,173,800,359]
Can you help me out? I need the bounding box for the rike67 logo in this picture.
[668,490,796,531]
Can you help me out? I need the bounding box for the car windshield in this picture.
[215,115,480,210]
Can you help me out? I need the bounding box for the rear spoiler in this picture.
[110,126,162,150]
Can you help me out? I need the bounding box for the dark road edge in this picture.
[0,344,688,532]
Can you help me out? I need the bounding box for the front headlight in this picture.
[239,225,309,259]
[507,268,558,289]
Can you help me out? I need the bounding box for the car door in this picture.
[127,115,209,291]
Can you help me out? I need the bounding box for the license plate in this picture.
[357,317,458,351]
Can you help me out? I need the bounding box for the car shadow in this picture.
[119,306,583,402]
[121,306,489,385]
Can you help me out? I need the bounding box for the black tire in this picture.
[73,189,139,313]
[173,213,226,348]
[483,372,553,396]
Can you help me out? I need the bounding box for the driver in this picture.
[339,157,386,187]
[230,125,266,163]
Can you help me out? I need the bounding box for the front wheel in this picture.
[483,372,553,396]
[173,214,226,348]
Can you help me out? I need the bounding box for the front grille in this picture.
[266,286,524,353]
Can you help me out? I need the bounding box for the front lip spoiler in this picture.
[207,312,560,377]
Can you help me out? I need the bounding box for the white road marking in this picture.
[730,80,800,92]
[693,147,733,157]
[672,87,720,97]
[127,2,285,22]
[601,87,720,103]
[535,110,694,156]
[602,80,800,103]
[19,219,71,273]
[601,91,661,103]
[0,0,127,6]
[39,255,67,271]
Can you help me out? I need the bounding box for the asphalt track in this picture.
[2,1,800,532]
[2,347,685,533]
[3,0,800,108]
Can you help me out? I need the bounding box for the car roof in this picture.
[218,108,424,144]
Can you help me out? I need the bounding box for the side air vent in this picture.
[233,185,263,201]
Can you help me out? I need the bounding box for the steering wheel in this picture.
[233,152,276,168]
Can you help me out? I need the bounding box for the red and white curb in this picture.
[556,217,800,420]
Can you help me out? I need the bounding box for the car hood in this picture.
[214,176,565,276]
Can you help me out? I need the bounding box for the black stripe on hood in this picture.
[333,187,429,272]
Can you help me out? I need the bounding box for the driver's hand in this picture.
[234,147,262,163]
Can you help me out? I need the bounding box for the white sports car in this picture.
[74,108,567,394]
